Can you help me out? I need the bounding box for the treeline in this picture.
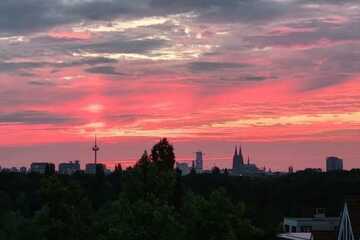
[0,139,266,240]
[0,138,360,240]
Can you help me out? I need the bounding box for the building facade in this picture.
[326,156,343,172]
[283,216,339,233]
[85,163,106,175]
[30,162,55,174]
[195,151,203,171]
[59,161,80,175]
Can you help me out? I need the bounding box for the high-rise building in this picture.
[30,162,55,174]
[85,163,106,175]
[59,160,80,175]
[326,156,343,172]
[195,151,203,171]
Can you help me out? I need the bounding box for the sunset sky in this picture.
[0,0,360,170]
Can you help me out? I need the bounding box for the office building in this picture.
[59,161,80,175]
[195,151,203,171]
[326,156,343,172]
[85,163,106,175]
[283,208,339,233]
[30,162,55,174]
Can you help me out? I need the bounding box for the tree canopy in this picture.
[0,138,358,240]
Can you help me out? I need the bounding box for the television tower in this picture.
[92,135,100,165]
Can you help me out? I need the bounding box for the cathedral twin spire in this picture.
[232,145,244,170]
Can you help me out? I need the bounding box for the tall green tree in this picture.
[151,138,175,171]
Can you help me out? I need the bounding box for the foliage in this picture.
[150,138,175,171]
[2,138,359,239]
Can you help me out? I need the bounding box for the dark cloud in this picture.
[303,0,358,3]
[0,61,46,72]
[0,111,73,124]
[0,0,343,35]
[244,76,268,81]
[107,113,161,124]
[56,57,118,68]
[0,57,117,73]
[0,0,66,33]
[64,1,135,21]
[189,61,250,72]
[33,36,89,43]
[0,88,88,106]
[0,0,139,34]
[247,16,360,50]
[150,0,298,23]
[27,80,56,86]
[85,66,124,75]
[18,72,36,77]
[74,38,168,54]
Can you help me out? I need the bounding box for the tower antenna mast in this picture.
[92,135,100,165]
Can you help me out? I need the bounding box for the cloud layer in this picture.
[1,0,360,169]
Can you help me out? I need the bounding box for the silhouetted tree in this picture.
[173,168,184,210]
[211,166,221,175]
[151,138,175,171]
[36,177,94,240]
[135,150,151,186]
[95,164,105,178]
[114,163,123,173]
[136,150,151,169]
[96,195,184,240]
[44,164,55,176]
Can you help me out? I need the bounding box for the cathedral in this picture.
[232,145,244,170]
[231,145,263,176]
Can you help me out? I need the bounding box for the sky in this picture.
[0,0,360,171]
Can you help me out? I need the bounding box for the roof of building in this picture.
[277,232,312,240]
[311,231,337,240]
[284,217,339,222]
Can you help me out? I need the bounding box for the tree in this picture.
[182,189,263,240]
[35,177,94,240]
[211,166,221,175]
[95,195,184,240]
[127,150,177,204]
[135,150,151,169]
[114,163,123,173]
[150,138,175,171]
